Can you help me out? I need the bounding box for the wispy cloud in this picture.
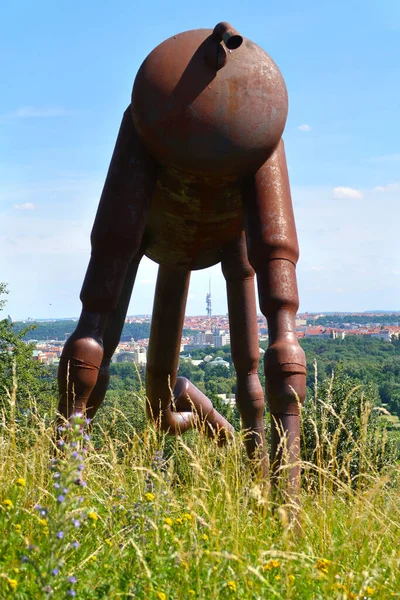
[369,153,400,163]
[374,183,400,192]
[333,186,363,199]
[0,106,71,122]
[297,124,312,132]
[13,202,35,210]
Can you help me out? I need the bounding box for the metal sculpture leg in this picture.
[146,265,234,439]
[85,253,143,420]
[58,108,158,419]
[221,233,267,474]
[243,140,306,496]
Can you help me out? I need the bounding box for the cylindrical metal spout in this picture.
[212,22,243,50]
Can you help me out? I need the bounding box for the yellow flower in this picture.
[262,559,281,571]
[14,524,22,533]
[105,538,113,547]
[314,558,330,574]
[88,511,98,522]
[175,517,183,525]
[104,563,110,570]
[182,513,192,521]
[227,580,237,592]
[12,569,19,574]
[42,528,49,536]
[156,592,166,600]
[7,578,18,591]
[16,478,26,488]
[365,587,375,596]
[164,517,173,526]
[288,574,295,585]
[145,492,155,502]
[39,518,47,526]
[3,499,13,510]
[89,555,97,562]
[201,533,209,542]
[188,591,196,596]
[275,575,281,581]
[347,594,357,600]
[181,560,189,569]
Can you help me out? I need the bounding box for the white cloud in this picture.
[297,124,312,132]
[333,186,363,199]
[373,183,400,192]
[0,106,70,121]
[369,153,400,163]
[13,202,35,210]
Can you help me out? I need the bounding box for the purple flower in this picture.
[71,451,79,459]
[72,519,81,528]
[34,503,41,511]
[63,488,69,494]
[56,531,64,539]
[53,472,61,479]
[72,541,80,549]
[40,509,48,517]
[84,434,90,442]
[66,591,76,597]
[57,495,65,503]
[71,442,77,448]
[68,576,77,584]
[77,464,85,472]
[51,568,59,576]
[57,426,65,433]
[57,440,65,447]
[21,556,28,563]
[54,483,60,489]
[85,418,91,425]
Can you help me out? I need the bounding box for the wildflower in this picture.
[3,498,13,509]
[365,588,375,597]
[43,527,49,536]
[182,513,192,521]
[156,593,166,600]
[68,576,77,584]
[105,538,112,546]
[51,568,60,576]
[16,477,26,487]
[262,560,281,571]
[189,591,196,596]
[72,519,81,528]
[87,511,98,522]
[164,517,173,526]
[227,580,237,592]
[40,509,48,517]
[7,578,18,591]
[57,440,65,447]
[72,541,80,549]
[89,555,97,562]
[53,472,61,479]
[145,492,155,502]
[39,518,47,526]
[56,531,64,539]
[175,517,183,525]
[54,483,61,489]
[21,556,28,563]
[201,533,209,541]
[288,574,295,585]
[57,495,65,503]
[314,558,330,575]
[34,503,41,511]
[66,591,76,597]
[275,575,281,581]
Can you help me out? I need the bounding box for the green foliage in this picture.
[307,313,400,326]
[0,285,56,417]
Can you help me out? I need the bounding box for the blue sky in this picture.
[1,0,399,319]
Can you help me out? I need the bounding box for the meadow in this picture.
[1,379,400,600]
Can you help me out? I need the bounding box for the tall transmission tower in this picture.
[206,278,212,319]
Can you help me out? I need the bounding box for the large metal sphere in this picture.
[131,27,288,176]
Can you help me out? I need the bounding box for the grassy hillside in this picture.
[1,391,399,599]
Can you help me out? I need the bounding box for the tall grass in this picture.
[0,383,399,599]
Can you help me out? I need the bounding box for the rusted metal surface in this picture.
[58,22,306,494]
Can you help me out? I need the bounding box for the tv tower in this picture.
[206,279,212,319]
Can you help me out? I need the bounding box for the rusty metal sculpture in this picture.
[58,22,306,491]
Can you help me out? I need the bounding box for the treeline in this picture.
[307,313,400,327]
[13,320,196,342]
